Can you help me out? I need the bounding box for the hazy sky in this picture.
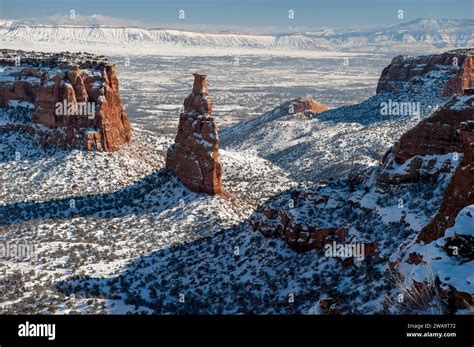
[1,0,473,31]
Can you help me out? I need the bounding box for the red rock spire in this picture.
[166,74,222,195]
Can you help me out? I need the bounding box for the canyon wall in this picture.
[376,48,473,96]
[0,49,132,151]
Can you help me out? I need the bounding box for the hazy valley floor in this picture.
[112,53,389,135]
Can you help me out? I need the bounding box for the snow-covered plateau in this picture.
[0,18,473,56]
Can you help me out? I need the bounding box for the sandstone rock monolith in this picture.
[166,74,222,195]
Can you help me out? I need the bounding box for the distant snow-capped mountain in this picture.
[330,18,473,52]
[0,18,472,53]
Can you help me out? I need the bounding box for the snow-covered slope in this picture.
[392,205,474,315]
[220,59,456,182]
[0,19,472,54]
[0,125,299,314]
[247,93,473,314]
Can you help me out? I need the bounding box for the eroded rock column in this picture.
[166,74,222,194]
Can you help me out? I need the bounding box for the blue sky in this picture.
[1,0,472,31]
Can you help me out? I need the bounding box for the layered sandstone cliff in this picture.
[370,87,474,311]
[420,119,474,240]
[0,49,132,151]
[379,95,473,237]
[166,74,222,195]
[376,48,473,96]
[377,95,473,188]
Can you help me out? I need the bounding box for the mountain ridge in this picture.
[1,18,472,53]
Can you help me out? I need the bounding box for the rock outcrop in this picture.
[377,94,474,187]
[253,194,348,252]
[393,205,474,311]
[249,178,383,256]
[391,98,472,164]
[166,74,222,195]
[288,96,328,115]
[376,48,474,96]
[0,49,132,151]
[387,94,474,311]
[416,100,474,243]
[377,92,473,188]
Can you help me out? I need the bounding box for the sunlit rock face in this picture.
[166,74,222,195]
[0,49,132,151]
[376,48,474,97]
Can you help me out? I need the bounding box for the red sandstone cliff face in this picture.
[166,74,222,195]
[378,94,473,204]
[386,94,474,310]
[377,95,473,187]
[376,48,473,96]
[247,50,472,311]
[0,50,131,151]
[417,112,474,243]
[251,191,348,252]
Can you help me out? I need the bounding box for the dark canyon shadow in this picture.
[0,168,197,227]
[54,183,387,314]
